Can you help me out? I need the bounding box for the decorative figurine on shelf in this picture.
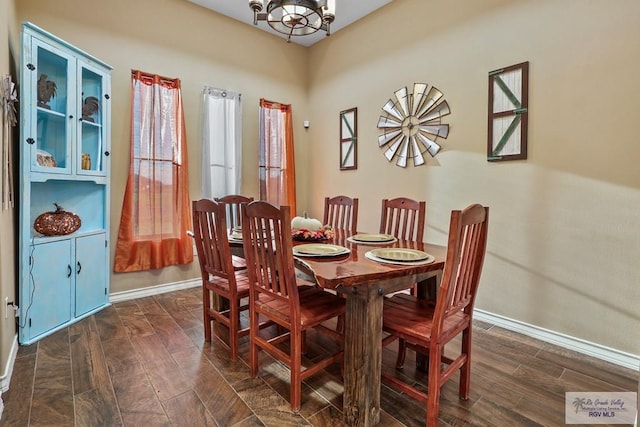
[82,96,99,122]
[81,153,91,170]
[34,203,81,236]
[37,74,57,109]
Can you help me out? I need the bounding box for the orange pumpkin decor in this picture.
[34,203,81,236]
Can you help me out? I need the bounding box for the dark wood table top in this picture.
[291,229,446,291]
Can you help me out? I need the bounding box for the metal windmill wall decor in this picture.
[376,82,451,167]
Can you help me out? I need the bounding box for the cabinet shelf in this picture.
[37,106,66,118]
[31,229,106,245]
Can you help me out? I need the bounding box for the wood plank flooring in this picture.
[1,286,637,426]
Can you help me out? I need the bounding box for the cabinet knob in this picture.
[26,138,35,145]
[77,261,82,275]
[67,265,72,278]
[104,151,110,157]
[104,94,110,100]
[69,115,74,119]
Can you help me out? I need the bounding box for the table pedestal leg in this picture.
[343,285,382,427]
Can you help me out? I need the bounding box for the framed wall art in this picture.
[487,61,529,161]
[339,107,357,170]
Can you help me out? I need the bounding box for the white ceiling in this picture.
[187,0,393,46]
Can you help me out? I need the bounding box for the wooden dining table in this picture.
[292,229,446,426]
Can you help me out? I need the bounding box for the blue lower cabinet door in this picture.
[28,240,72,339]
[75,233,107,316]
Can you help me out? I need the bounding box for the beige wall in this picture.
[16,0,312,295]
[0,0,18,389]
[6,0,639,369]
[307,0,640,356]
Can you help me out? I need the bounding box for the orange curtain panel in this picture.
[114,70,193,272]
[258,98,296,213]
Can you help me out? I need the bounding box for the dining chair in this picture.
[380,197,427,298]
[216,195,254,270]
[381,204,489,427]
[192,198,257,360]
[380,197,426,241]
[323,195,359,233]
[241,200,345,412]
[216,194,254,231]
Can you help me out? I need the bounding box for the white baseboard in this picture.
[0,335,18,393]
[109,278,200,303]
[474,309,640,371]
[0,334,18,420]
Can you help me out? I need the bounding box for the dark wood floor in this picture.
[1,286,637,426]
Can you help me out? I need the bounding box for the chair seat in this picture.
[383,293,470,344]
[256,286,345,327]
[207,269,251,296]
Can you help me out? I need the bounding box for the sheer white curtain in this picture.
[202,87,242,199]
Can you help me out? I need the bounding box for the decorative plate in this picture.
[229,231,243,241]
[365,248,435,265]
[349,233,396,243]
[293,244,350,257]
[370,248,430,262]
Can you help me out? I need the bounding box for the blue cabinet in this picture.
[18,23,112,345]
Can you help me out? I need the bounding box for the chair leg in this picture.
[290,327,302,413]
[229,298,238,360]
[427,345,442,427]
[203,287,212,342]
[395,338,407,369]
[249,306,259,378]
[459,327,472,399]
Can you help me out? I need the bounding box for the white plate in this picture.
[370,248,430,262]
[365,249,435,266]
[293,244,350,257]
[229,231,243,241]
[351,233,395,242]
[347,233,397,245]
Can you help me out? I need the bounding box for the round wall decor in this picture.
[377,83,451,167]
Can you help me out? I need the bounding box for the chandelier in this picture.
[249,0,336,42]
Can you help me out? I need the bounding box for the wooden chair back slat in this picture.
[323,195,359,233]
[380,197,426,241]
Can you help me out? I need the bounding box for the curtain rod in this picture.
[131,70,180,87]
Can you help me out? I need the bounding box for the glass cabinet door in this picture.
[31,39,73,174]
[77,63,108,176]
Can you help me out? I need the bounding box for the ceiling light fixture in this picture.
[249,0,336,43]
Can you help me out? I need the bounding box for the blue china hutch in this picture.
[18,22,112,344]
